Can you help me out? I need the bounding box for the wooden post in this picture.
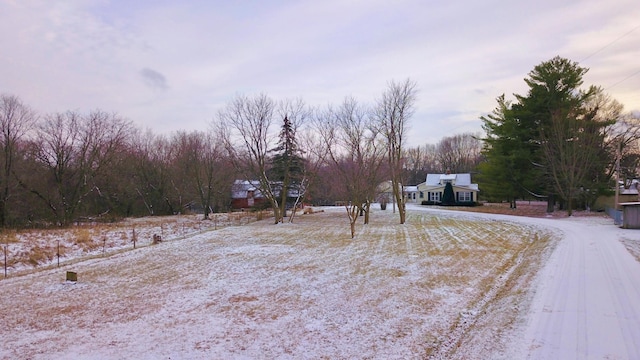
[132,228,136,249]
[57,240,60,267]
[102,237,106,254]
[3,245,7,278]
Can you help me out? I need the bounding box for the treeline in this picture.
[0,85,480,229]
[478,56,640,215]
[0,98,240,227]
[4,55,626,227]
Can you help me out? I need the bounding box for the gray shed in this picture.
[619,202,640,229]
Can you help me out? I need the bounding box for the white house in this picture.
[404,185,420,203]
[416,173,479,204]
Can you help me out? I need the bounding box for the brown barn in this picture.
[231,180,266,210]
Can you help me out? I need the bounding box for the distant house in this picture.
[231,179,306,210]
[231,180,266,209]
[377,181,420,204]
[416,172,479,205]
[404,185,419,203]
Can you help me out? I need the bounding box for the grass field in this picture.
[0,206,557,359]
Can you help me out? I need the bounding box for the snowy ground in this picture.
[413,205,640,359]
[1,205,639,359]
[1,211,266,275]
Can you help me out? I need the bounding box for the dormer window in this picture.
[439,174,456,185]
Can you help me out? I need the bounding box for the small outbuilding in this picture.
[619,202,640,229]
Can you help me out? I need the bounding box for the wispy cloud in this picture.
[140,68,168,90]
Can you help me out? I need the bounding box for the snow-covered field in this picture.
[1,211,266,275]
[1,205,639,359]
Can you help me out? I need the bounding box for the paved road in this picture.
[517,217,640,359]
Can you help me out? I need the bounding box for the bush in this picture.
[421,201,478,207]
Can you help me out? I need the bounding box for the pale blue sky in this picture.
[1,0,638,146]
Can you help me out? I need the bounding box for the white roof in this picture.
[619,202,640,206]
[425,173,472,186]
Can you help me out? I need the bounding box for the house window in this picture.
[429,192,441,202]
[419,191,424,199]
[458,192,472,202]
[412,193,416,200]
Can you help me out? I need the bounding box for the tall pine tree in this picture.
[480,56,612,214]
[269,115,305,220]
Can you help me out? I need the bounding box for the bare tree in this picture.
[0,94,36,227]
[374,79,417,224]
[130,130,177,216]
[593,92,640,185]
[316,97,386,238]
[219,94,284,223]
[174,130,235,219]
[24,110,132,225]
[540,105,607,216]
[435,133,483,173]
[404,144,438,185]
[289,112,329,222]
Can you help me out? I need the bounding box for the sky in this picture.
[1,0,639,146]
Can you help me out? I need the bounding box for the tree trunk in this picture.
[363,201,370,224]
[546,194,554,213]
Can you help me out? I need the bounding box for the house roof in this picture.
[232,180,263,199]
[425,173,472,186]
[232,179,305,199]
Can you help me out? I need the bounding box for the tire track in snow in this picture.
[597,234,640,359]
[576,236,588,358]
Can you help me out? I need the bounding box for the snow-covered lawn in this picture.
[1,205,638,359]
[1,211,266,275]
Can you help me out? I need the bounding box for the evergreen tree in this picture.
[480,56,612,214]
[479,95,531,207]
[442,182,456,206]
[269,115,305,219]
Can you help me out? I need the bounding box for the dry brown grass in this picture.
[1,230,19,244]
[2,212,275,274]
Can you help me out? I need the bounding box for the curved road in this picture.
[410,205,640,359]
[517,216,640,359]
